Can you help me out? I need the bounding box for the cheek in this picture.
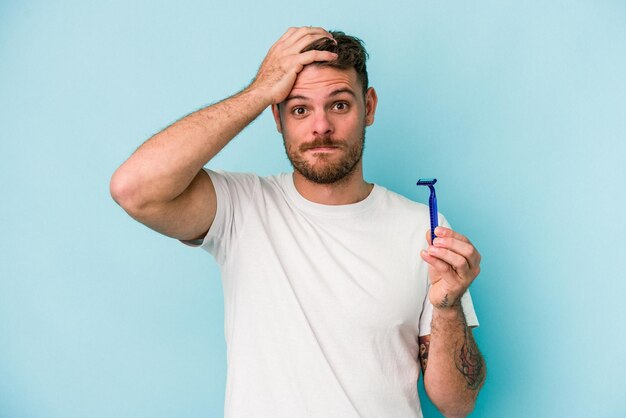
[281,119,308,139]
[335,114,364,133]
[281,125,304,151]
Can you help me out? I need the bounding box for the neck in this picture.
[292,163,374,205]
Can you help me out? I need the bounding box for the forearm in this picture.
[110,86,270,209]
[424,304,485,417]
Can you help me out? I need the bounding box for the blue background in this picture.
[1,1,625,417]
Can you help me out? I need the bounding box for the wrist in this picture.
[433,302,464,320]
[239,84,275,109]
[243,80,280,107]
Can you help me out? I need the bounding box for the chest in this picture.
[224,204,430,333]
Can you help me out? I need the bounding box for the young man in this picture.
[110,27,486,417]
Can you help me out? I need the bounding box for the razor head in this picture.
[416,178,437,186]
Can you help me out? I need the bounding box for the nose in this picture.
[311,110,333,137]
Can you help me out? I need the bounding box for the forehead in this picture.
[289,65,360,98]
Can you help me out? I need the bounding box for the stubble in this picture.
[283,127,366,185]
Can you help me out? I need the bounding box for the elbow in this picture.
[424,379,479,418]
[438,403,476,418]
[109,169,146,214]
[428,394,476,418]
[428,396,476,418]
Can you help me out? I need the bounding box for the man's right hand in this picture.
[249,27,338,105]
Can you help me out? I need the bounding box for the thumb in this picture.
[425,229,432,246]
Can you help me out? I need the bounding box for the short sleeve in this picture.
[181,168,260,265]
[418,213,480,336]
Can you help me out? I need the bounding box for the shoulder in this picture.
[203,169,267,194]
[373,184,452,232]
[204,169,293,204]
[204,168,261,184]
[206,169,287,188]
[375,184,431,217]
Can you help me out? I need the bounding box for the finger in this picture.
[434,226,470,244]
[432,236,479,269]
[281,27,333,49]
[268,27,328,56]
[290,33,335,55]
[434,227,481,268]
[425,229,433,246]
[267,27,299,54]
[305,49,338,62]
[277,26,299,43]
[292,50,338,68]
[292,26,333,39]
[420,249,456,277]
[426,245,471,278]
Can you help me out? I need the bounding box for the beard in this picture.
[283,126,366,185]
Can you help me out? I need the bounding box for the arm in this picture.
[419,227,486,417]
[419,321,485,417]
[109,27,338,240]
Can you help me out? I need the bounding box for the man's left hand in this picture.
[420,226,481,309]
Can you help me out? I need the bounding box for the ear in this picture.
[364,87,378,127]
[271,104,283,133]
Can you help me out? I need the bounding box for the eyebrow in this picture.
[284,88,357,103]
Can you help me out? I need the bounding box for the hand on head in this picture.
[250,27,338,105]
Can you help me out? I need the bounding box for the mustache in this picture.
[299,137,343,152]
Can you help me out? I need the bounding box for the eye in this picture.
[291,106,308,117]
[333,102,349,112]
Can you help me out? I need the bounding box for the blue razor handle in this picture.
[416,178,438,244]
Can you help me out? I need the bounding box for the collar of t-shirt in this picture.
[280,172,384,219]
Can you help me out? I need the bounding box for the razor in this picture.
[416,178,438,244]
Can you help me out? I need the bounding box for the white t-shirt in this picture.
[188,169,478,418]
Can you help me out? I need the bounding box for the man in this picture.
[110,27,486,417]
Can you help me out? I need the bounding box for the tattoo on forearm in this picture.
[455,327,485,390]
[438,294,449,309]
